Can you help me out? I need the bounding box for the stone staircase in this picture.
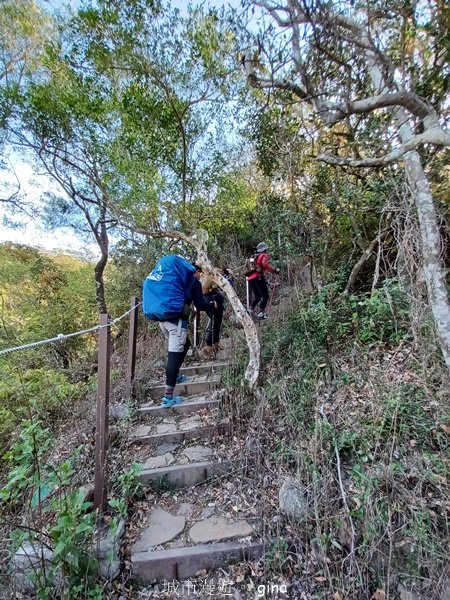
[129,341,265,584]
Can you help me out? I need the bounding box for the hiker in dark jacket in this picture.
[200,268,235,356]
[247,242,279,319]
[160,264,215,407]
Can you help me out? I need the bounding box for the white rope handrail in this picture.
[0,302,141,357]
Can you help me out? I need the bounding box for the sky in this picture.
[0,0,245,257]
[0,160,99,258]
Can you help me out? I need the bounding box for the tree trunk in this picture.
[195,250,261,389]
[404,151,450,372]
[94,219,109,315]
[364,45,450,375]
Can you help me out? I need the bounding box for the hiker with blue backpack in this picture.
[143,255,216,408]
[246,242,280,320]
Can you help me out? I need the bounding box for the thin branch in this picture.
[344,227,391,294]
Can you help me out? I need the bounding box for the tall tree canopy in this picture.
[242,0,450,374]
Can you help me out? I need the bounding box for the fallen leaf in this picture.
[195,569,207,577]
[440,424,449,434]
[373,590,386,600]
[315,576,327,583]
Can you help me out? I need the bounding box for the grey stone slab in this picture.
[132,508,185,551]
[132,541,265,583]
[201,507,215,519]
[155,443,180,456]
[182,445,213,462]
[132,425,151,438]
[179,416,202,431]
[142,453,176,470]
[189,517,254,544]
[155,422,178,434]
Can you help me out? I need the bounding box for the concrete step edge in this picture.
[180,362,229,375]
[147,376,221,398]
[137,460,232,487]
[132,540,265,583]
[131,421,229,446]
[137,396,220,417]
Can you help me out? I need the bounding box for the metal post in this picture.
[94,314,111,513]
[126,297,139,400]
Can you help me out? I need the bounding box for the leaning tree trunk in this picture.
[364,45,450,376]
[195,249,261,389]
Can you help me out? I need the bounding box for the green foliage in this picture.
[0,243,97,361]
[0,362,89,455]
[108,462,141,518]
[0,243,98,453]
[266,281,410,370]
[255,278,449,597]
[0,418,52,504]
[2,419,98,596]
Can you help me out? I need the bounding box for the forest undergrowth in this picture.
[227,281,449,600]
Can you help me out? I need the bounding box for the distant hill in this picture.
[41,248,96,268]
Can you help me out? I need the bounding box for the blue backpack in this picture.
[142,255,196,321]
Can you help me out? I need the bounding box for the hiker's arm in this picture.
[192,279,215,312]
[260,254,277,274]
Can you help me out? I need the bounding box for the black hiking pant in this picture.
[205,305,224,346]
[249,276,269,311]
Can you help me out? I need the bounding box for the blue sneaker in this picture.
[176,374,189,384]
[161,395,183,408]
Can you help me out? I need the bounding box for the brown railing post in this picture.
[126,296,139,400]
[94,313,111,513]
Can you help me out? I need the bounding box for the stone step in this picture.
[180,362,228,376]
[147,374,221,399]
[132,420,229,446]
[132,540,265,583]
[137,394,220,417]
[137,460,231,487]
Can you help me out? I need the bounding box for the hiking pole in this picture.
[267,274,280,315]
[211,308,216,359]
[246,278,250,311]
[200,316,211,348]
[193,309,198,350]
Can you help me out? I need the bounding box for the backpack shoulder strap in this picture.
[184,270,196,302]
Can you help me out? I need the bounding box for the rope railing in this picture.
[0,302,141,357]
[1,296,142,514]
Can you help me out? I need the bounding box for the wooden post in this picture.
[94,314,111,513]
[126,297,139,400]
